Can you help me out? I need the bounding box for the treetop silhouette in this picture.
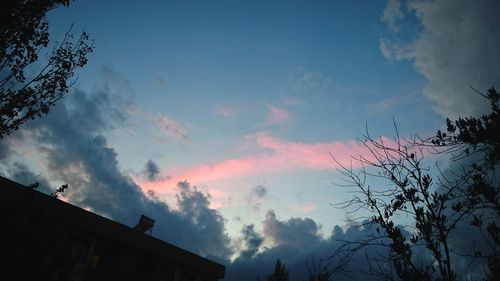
[0,0,93,138]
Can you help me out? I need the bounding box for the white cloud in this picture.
[380,0,500,118]
[288,67,333,93]
[381,0,404,32]
[214,103,239,118]
[265,105,291,125]
[379,38,413,61]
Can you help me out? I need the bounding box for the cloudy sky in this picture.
[1,0,499,280]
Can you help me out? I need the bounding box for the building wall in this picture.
[0,177,224,281]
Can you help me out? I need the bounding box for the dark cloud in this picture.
[253,184,267,198]
[2,162,53,195]
[0,76,232,262]
[0,138,10,159]
[144,159,160,181]
[225,197,494,281]
[263,210,321,250]
[175,180,233,259]
[227,215,384,281]
[247,184,268,211]
[238,224,264,260]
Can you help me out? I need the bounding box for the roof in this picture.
[0,176,225,279]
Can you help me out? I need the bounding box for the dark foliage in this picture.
[0,0,93,137]
[327,87,499,280]
[431,87,500,166]
[305,258,334,281]
[262,259,290,281]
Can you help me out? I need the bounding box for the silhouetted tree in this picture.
[327,87,499,281]
[262,259,290,281]
[429,87,499,166]
[50,183,69,198]
[424,87,500,280]
[0,0,93,138]
[305,258,334,281]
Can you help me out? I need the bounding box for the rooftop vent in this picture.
[133,214,155,234]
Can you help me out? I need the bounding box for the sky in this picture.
[1,0,500,280]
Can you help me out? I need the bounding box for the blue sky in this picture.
[2,0,499,280]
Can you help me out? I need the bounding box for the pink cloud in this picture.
[295,203,317,213]
[264,105,291,125]
[156,114,188,140]
[138,133,383,193]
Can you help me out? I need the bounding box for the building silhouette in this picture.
[0,176,225,281]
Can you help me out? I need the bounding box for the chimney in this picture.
[133,214,155,234]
